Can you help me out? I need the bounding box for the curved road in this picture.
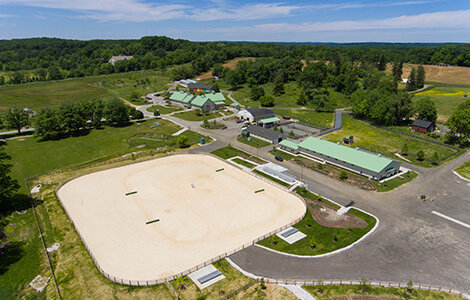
[145,106,470,293]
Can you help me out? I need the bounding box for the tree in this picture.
[259,95,275,107]
[279,127,284,134]
[129,90,140,102]
[174,275,185,290]
[416,65,425,89]
[446,100,470,145]
[405,68,417,91]
[406,280,414,294]
[59,102,86,133]
[249,86,265,102]
[103,98,129,124]
[401,143,409,155]
[212,82,220,92]
[130,108,144,120]
[416,150,425,161]
[270,234,277,245]
[392,61,404,82]
[0,147,20,208]
[309,237,316,249]
[415,97,437,123]
[225,69,243,89]
[212,64,224,77]
[176,134,188,148]
[431,151,439,165]
[289,130,295,137]
[80,99,104,128]
[273,75,284,95]
[339,170,348,180]
[297,88,307,106]
[2,107,30,134]
[33,107,62,139]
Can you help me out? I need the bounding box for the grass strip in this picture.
[253,170,291,187]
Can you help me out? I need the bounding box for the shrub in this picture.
[416,150,425,161]
[339,170,348,180]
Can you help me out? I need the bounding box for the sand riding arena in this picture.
[57,154,306,284]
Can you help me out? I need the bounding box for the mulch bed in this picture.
[306,199,368,229]
[294,158,376,191]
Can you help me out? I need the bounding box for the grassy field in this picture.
[374,171,418,192]
[0,71,171,112]
[232,157,256,169]
[4,119,209,193]
[231,82,349,110]
[455,159,470,180]
[303,283,463,300]
[252,170,291,187]
[258,198,376,255]
[269,149,295,161]
[273,109,335,128]
[323,114,457,167]
[211,146,265,164]
[414,86,470,122]
[237,136,271,148]
[404,64,470,86]
[172,110,222,121]
[146,104,183,115]
[170,259,296,300]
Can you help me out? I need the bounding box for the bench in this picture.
[280,228,299,238]
[197,270,222,284]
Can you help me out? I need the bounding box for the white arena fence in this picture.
[34,151,308,287]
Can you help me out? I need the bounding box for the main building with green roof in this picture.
[280,137,400,181]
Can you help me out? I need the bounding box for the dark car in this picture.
[220,126,227,130]
[275,156,283,162]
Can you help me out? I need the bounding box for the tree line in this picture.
[0,37,469,85]
[0,99,143,139]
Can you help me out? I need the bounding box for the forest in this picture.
[0,36,469,85]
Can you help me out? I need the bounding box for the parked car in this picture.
[275,156,283,162]
[220,126,227,130]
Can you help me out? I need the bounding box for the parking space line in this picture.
[432,211,470,229]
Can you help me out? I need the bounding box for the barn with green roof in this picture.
[281,137,400,181]
[169,91,194,107]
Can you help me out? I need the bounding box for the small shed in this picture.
[412,119,435,133]
[245,125,283,144]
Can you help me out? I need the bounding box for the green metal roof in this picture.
[191,95,214,107]
[279,140,299,150]
[259,117,281,123]
[298,137,394,173]
[207,92,226,105]
[230,102,240,107]
[169,91,188,102]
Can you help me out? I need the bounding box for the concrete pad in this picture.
[277,227,307,244]
[188,265,225,290]
[57,154,305,282]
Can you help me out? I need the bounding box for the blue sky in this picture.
[0,0,469,42]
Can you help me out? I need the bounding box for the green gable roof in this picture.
[207,92,226,105]
[191,95,214,107]
[279,139,299,150]
[298,137,394,173]
[259,117,280,123]
[170,91,194,105]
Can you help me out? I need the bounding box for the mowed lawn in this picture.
[455,159,470,180]
[323,114,456,166]
[0,71,171,112]
[273,109,335,128]
[4,119,199,193]
[414,86,470,122]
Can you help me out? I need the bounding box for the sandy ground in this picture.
[57,154,305,282]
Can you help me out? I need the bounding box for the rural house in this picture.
[412,119,435,133]
[108,54,133,65]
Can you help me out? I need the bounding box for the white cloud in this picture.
[241,9,470,33]
[0,0,300,22]
[190,3,300,21]
[0,0,189,22]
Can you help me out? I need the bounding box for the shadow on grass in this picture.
[0,241,24,275]
[0,194,34,219]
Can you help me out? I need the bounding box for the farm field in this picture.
[0,71,171,112]
[323,114,457,167]
[414,86,470,122]
[4,119,209,193]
